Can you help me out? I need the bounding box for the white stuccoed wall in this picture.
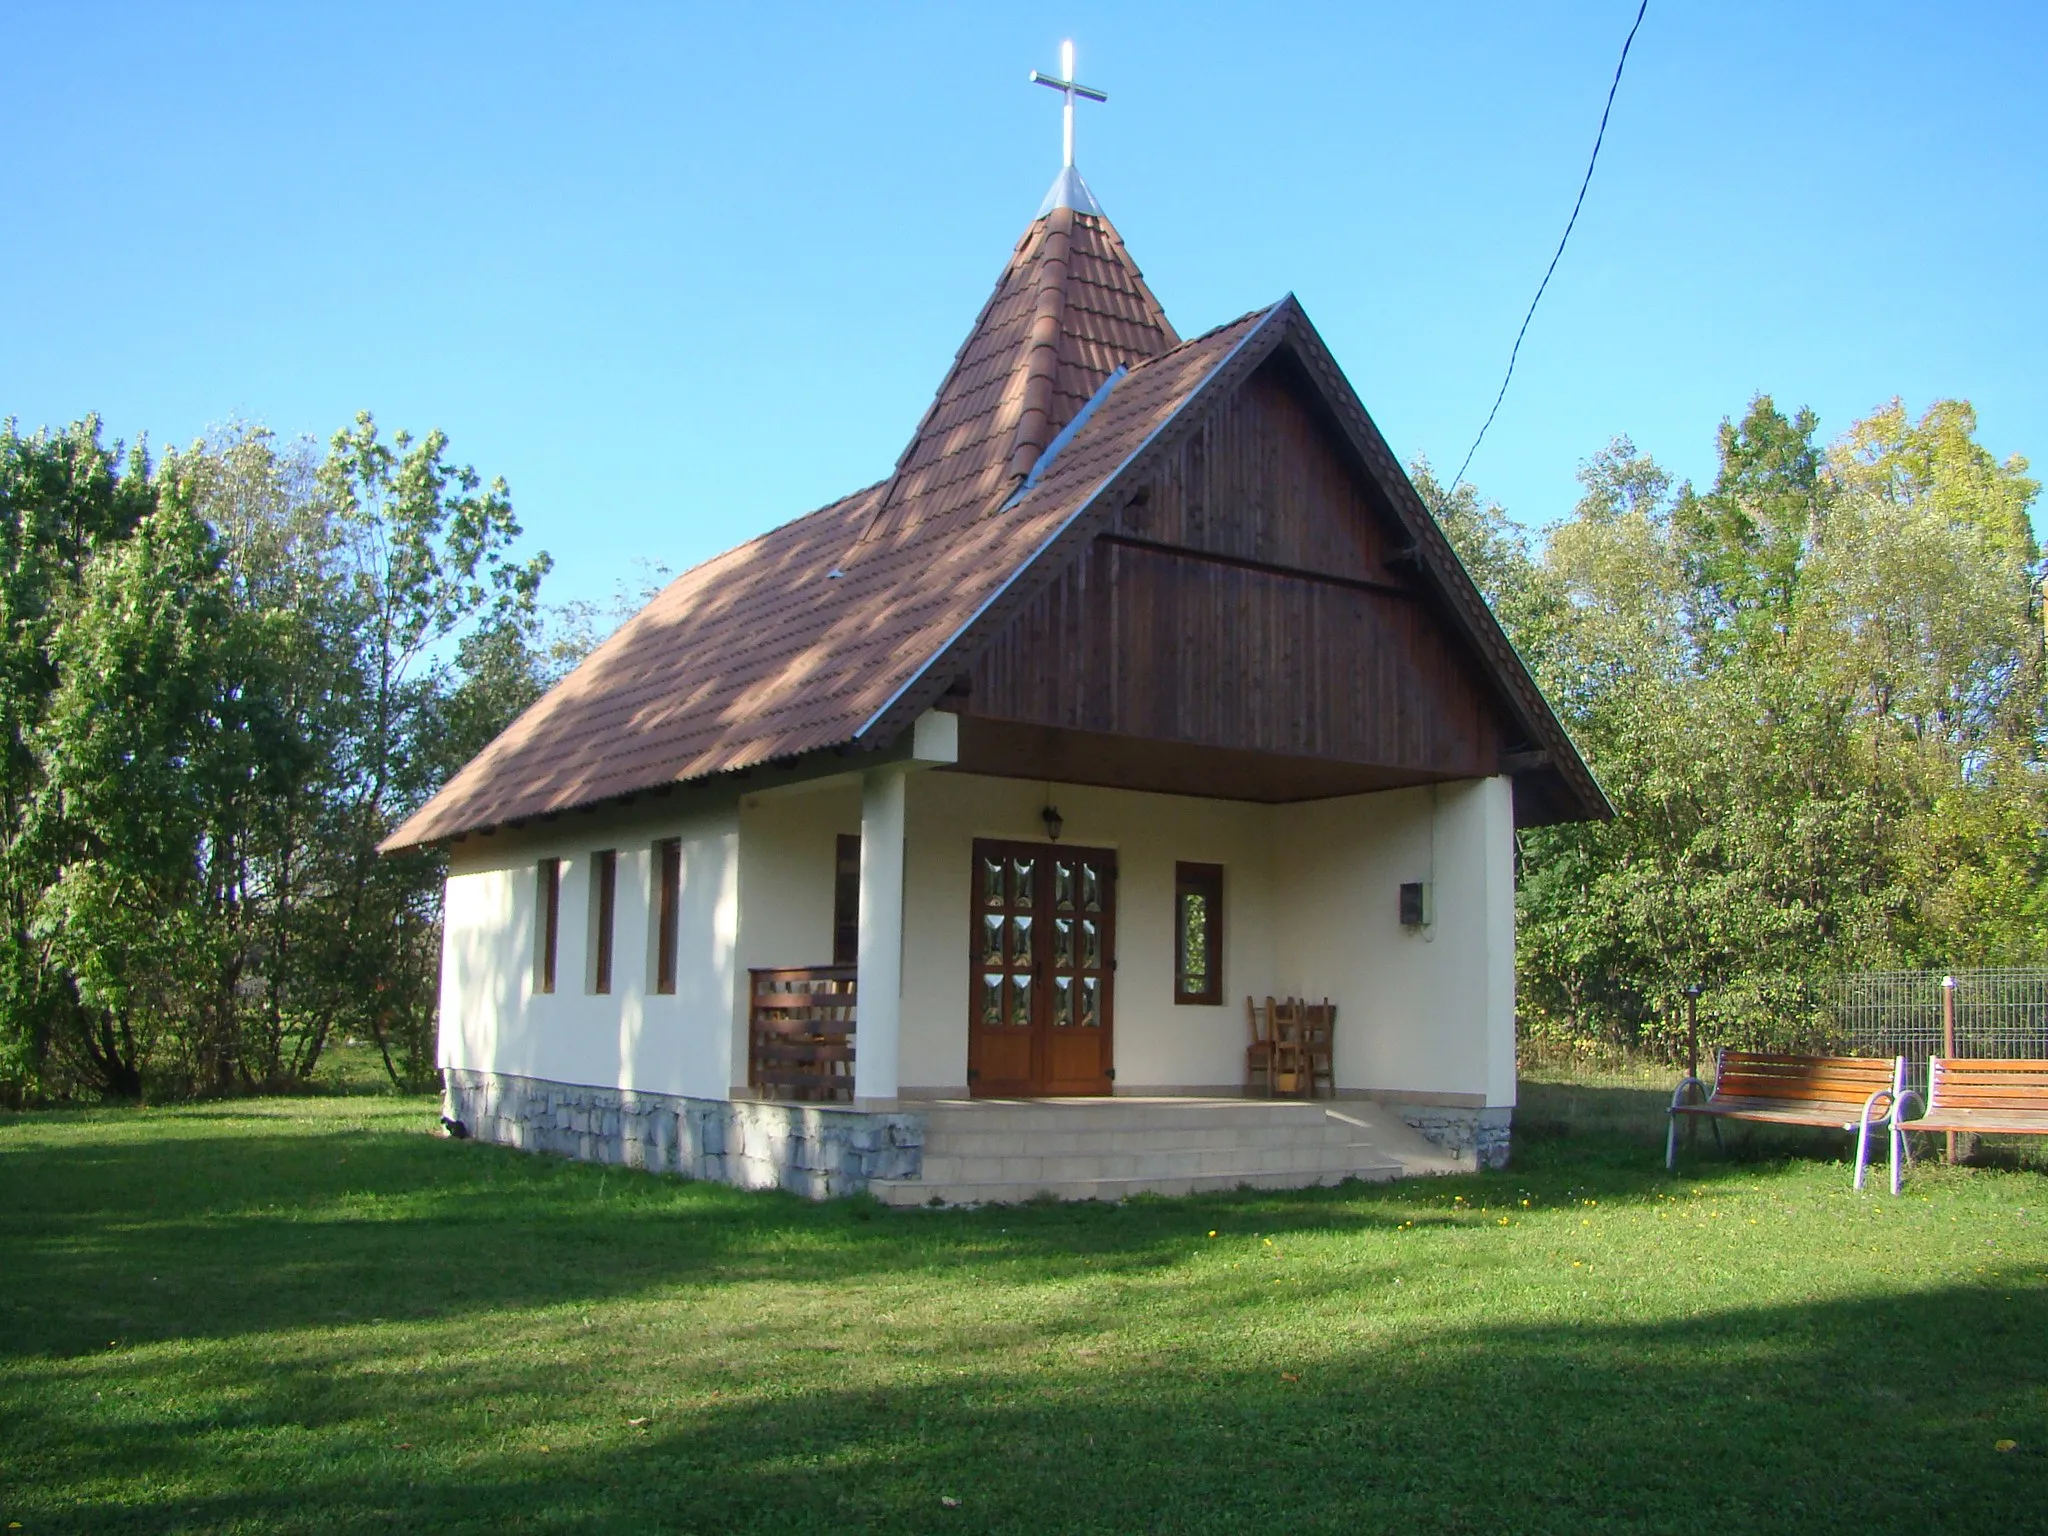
[437,767,1516,1115]
[1270,777,1517,1109]
[437,798,739,1101]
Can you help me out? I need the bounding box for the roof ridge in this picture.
[700,476,888,573]
[1152,300,1284,356]
[879,222,1042,494]
[1003,204,1077,483]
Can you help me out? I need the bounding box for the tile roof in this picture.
[384,191,1611,853]
[383,202,1206,852]
[863,203,1179,541]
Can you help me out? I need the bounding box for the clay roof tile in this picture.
[383,198,1199,851]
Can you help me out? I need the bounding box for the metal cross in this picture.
[1029,40,1107,169]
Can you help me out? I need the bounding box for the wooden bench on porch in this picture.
[1895,1058,2048,1185]
[749,965,857,1103]
[1668,1050,1909,1193]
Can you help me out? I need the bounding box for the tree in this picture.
[0,411,555,1102]
[1671,395,1826,654]
[0,419,158,1101]
[292,415,550,1086]
[27,492,292,1096]
[1438,397,2045,1059]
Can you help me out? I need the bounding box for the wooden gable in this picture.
[948,354,1527,804]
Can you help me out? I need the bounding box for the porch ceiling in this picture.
[945,717,1466,804]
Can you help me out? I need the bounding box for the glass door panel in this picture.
[967,843,1035,1093]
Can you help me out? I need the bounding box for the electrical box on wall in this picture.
[1399,881,1432,928]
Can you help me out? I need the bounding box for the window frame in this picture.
[653,837,681,995]
[589,849,617,995]
[1173,861,1224,1006]
[833,833,862,967]
[534,857,561,995]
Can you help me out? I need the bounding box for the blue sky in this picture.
[5,2,2043,609]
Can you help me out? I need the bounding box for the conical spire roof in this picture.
[856,186,1180,545]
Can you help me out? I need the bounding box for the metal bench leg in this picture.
[1889,1091,1922,1197]
[1854,1084,1899,1194]
[1667,1078,1708,1171]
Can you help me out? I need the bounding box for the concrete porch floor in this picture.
[870,1095,1467,1207]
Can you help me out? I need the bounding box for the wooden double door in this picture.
[967,839,1116,1096]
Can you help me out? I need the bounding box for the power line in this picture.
[1448,0,1650,497]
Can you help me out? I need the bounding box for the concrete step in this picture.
[918,1139,1392,1185]
[1320,1106,1473,1176]
[918,1123,1343,1159]
[919,1100,1332,1136]
[870,1158,1404,1208]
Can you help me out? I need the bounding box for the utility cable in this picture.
[1449,0,1650,496]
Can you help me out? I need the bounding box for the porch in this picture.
[741,967,1474,1201]
[735,765,1518,1111]
[724,759,1519,1196]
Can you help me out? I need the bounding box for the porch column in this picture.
[854,762,909,1106]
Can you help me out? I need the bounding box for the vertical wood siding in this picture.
[1112,362,1400,584]
[963,361,1508,777]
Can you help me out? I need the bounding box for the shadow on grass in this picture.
[1521,1075,1888,1161]
[6,1097,2048,1532]
[1516,1077,1678,1144]
[1516,1076,2048,1177]
[2,1106,1840,1365]
[7,1276,2043,1535]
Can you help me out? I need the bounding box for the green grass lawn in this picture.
[3,1088,2045,1534]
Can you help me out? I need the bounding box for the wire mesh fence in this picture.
[1522,967,2048,1102]
[1825,968,2048,1060]
[1823,967,2048,1098]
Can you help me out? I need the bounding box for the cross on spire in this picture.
[1030,40,1107,169]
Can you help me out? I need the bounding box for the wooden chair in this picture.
[1245,996,1276,1097]
[1268,997,1308,1098]
[1668,1050,1907,1192]
[1301,999,1336,1099]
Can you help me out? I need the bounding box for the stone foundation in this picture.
[1395,1105,1513,1170]
[442,1069,924,1199]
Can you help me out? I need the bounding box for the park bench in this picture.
[1895,1058,2048,1185]
[1668,1050,1909,1193]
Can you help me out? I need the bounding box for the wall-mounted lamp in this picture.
[1041,804,1064,841]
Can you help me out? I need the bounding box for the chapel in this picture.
[386,51,1607,1201]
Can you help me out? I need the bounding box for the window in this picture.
[653,838,681,995]
[588,849,617,994]
[534,857,561,995]
[833,833,861,966]
[1174,862,1224,1005]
